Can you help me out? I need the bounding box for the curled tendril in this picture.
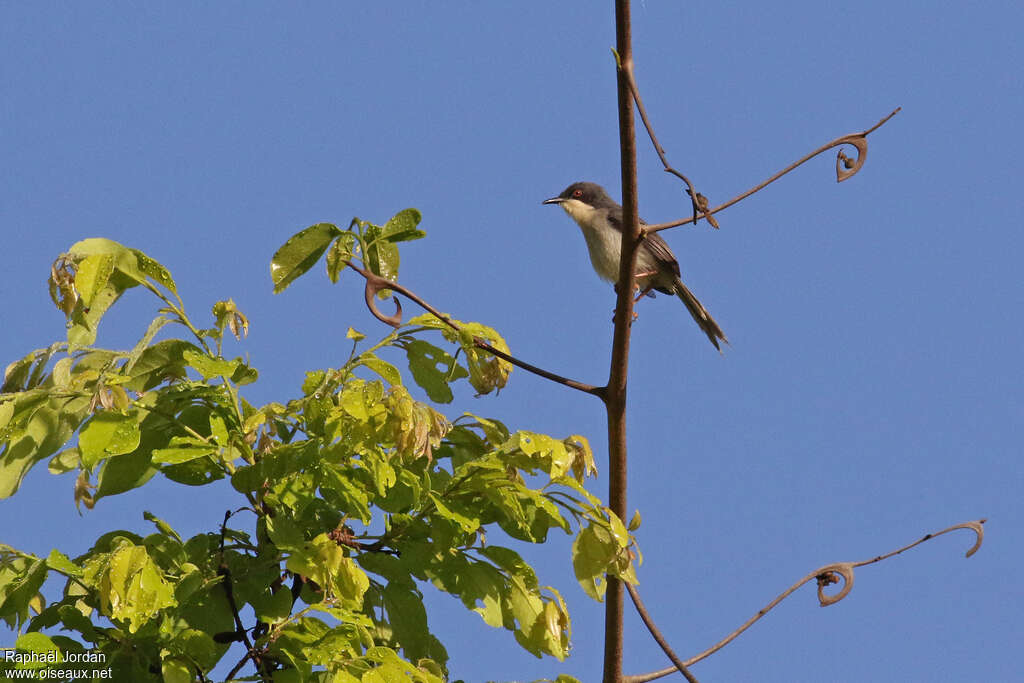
[816,564,855,607]
[835,135,868,183]
[645,107,902,234]
[362,273,403,328]
[818,519,985,610]
[814,519,985,608]
[959,519,986,557]
[626,518,986,683]
[341,258,603,396]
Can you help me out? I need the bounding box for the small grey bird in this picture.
[543,181,727,350]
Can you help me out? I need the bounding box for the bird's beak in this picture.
[542,196,565,205]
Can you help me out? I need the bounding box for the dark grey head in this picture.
[542,182,619,209]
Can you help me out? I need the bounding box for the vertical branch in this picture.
[606,1,639,681]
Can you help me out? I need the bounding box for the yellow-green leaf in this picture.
[79,412,141,467]
[380,208,425,242]
[183,349,239,379]
[326,232,357,283]
[74,254,115,308]
[271,222,342,293]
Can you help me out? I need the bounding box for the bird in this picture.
[543,181,727,350]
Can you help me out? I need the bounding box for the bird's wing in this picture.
[640,231,682,278]
[606,205,683,278]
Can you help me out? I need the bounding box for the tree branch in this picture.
[218,509,268,682]
[625,582,700,683]
[605,1,640,680]
[626,519,985,683]
[645,107,902,234]
[343,259,604,397]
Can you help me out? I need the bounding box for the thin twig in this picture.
[343,259,604,397]
[645,107,902,234]
[219,509,268,682]
[626,582,700,683]
[626,519,985,683]
[621,64,717,229]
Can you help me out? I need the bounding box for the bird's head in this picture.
[543,182,616,224]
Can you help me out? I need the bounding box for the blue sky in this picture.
[2,2,1022,681]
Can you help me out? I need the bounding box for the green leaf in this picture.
[121,339,199,392]
[460,323,512,395]
[459,412,510,445]
[68,237,133,261]
[566,434,596,481]
[358,355,402,386]
[523,599,570,661]
[79,411,142,467]
[0,557,47,630]
[152,436,217,465]
[130,248,177,294]
[271,222,342,293]
[45,549,81,577]
[378,468,423,513]
[265,516,306,554]
[12,632,59,669]
[405,315,512,395]
[144,511,183,543]
[87,543,177,633]
[382,583,431,662]
[161,657,192,683]
[123,319,170,374]
[319,468,372,524]
[66,279,125,348]
[183,349,239,380]
[440,556,505,628]
[209,413,229,447]
[47,447,81,474]
[212,299,249,341]
[366,237,400,286]
[0,395,91,498]
[95,433,159,500]
[338,381,370,421]
[571,523,616,601]
[66,239,151,299]
[166,627,219,671]
[381,208,425,242]
[50,356,73,388]
[628,509,642,531]
[252,586,294,622]
[231,362,258,386]
[326,232,357,283]
[74,253,115,308]
[285,534,369,608]
[478,546,539,591]
[403,339,467,404]
[428,493,480,533]
[0,401,13,432]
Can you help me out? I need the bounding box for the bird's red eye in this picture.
[572,189,582,198]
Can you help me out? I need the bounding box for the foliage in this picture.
[0,213,638,681]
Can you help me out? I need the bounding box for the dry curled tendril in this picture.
[625,519,985,683]
[813,519,985,607]
[642,107,902,234]
[342,259,602,396]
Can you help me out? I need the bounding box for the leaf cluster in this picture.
[0,217,639,682]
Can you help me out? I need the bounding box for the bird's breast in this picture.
[579,222,625,282]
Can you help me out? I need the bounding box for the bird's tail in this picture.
[672,279,728,351]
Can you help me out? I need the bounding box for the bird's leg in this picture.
[633,285,654,303]
[633,270,659,305]
[611,282,639,323]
